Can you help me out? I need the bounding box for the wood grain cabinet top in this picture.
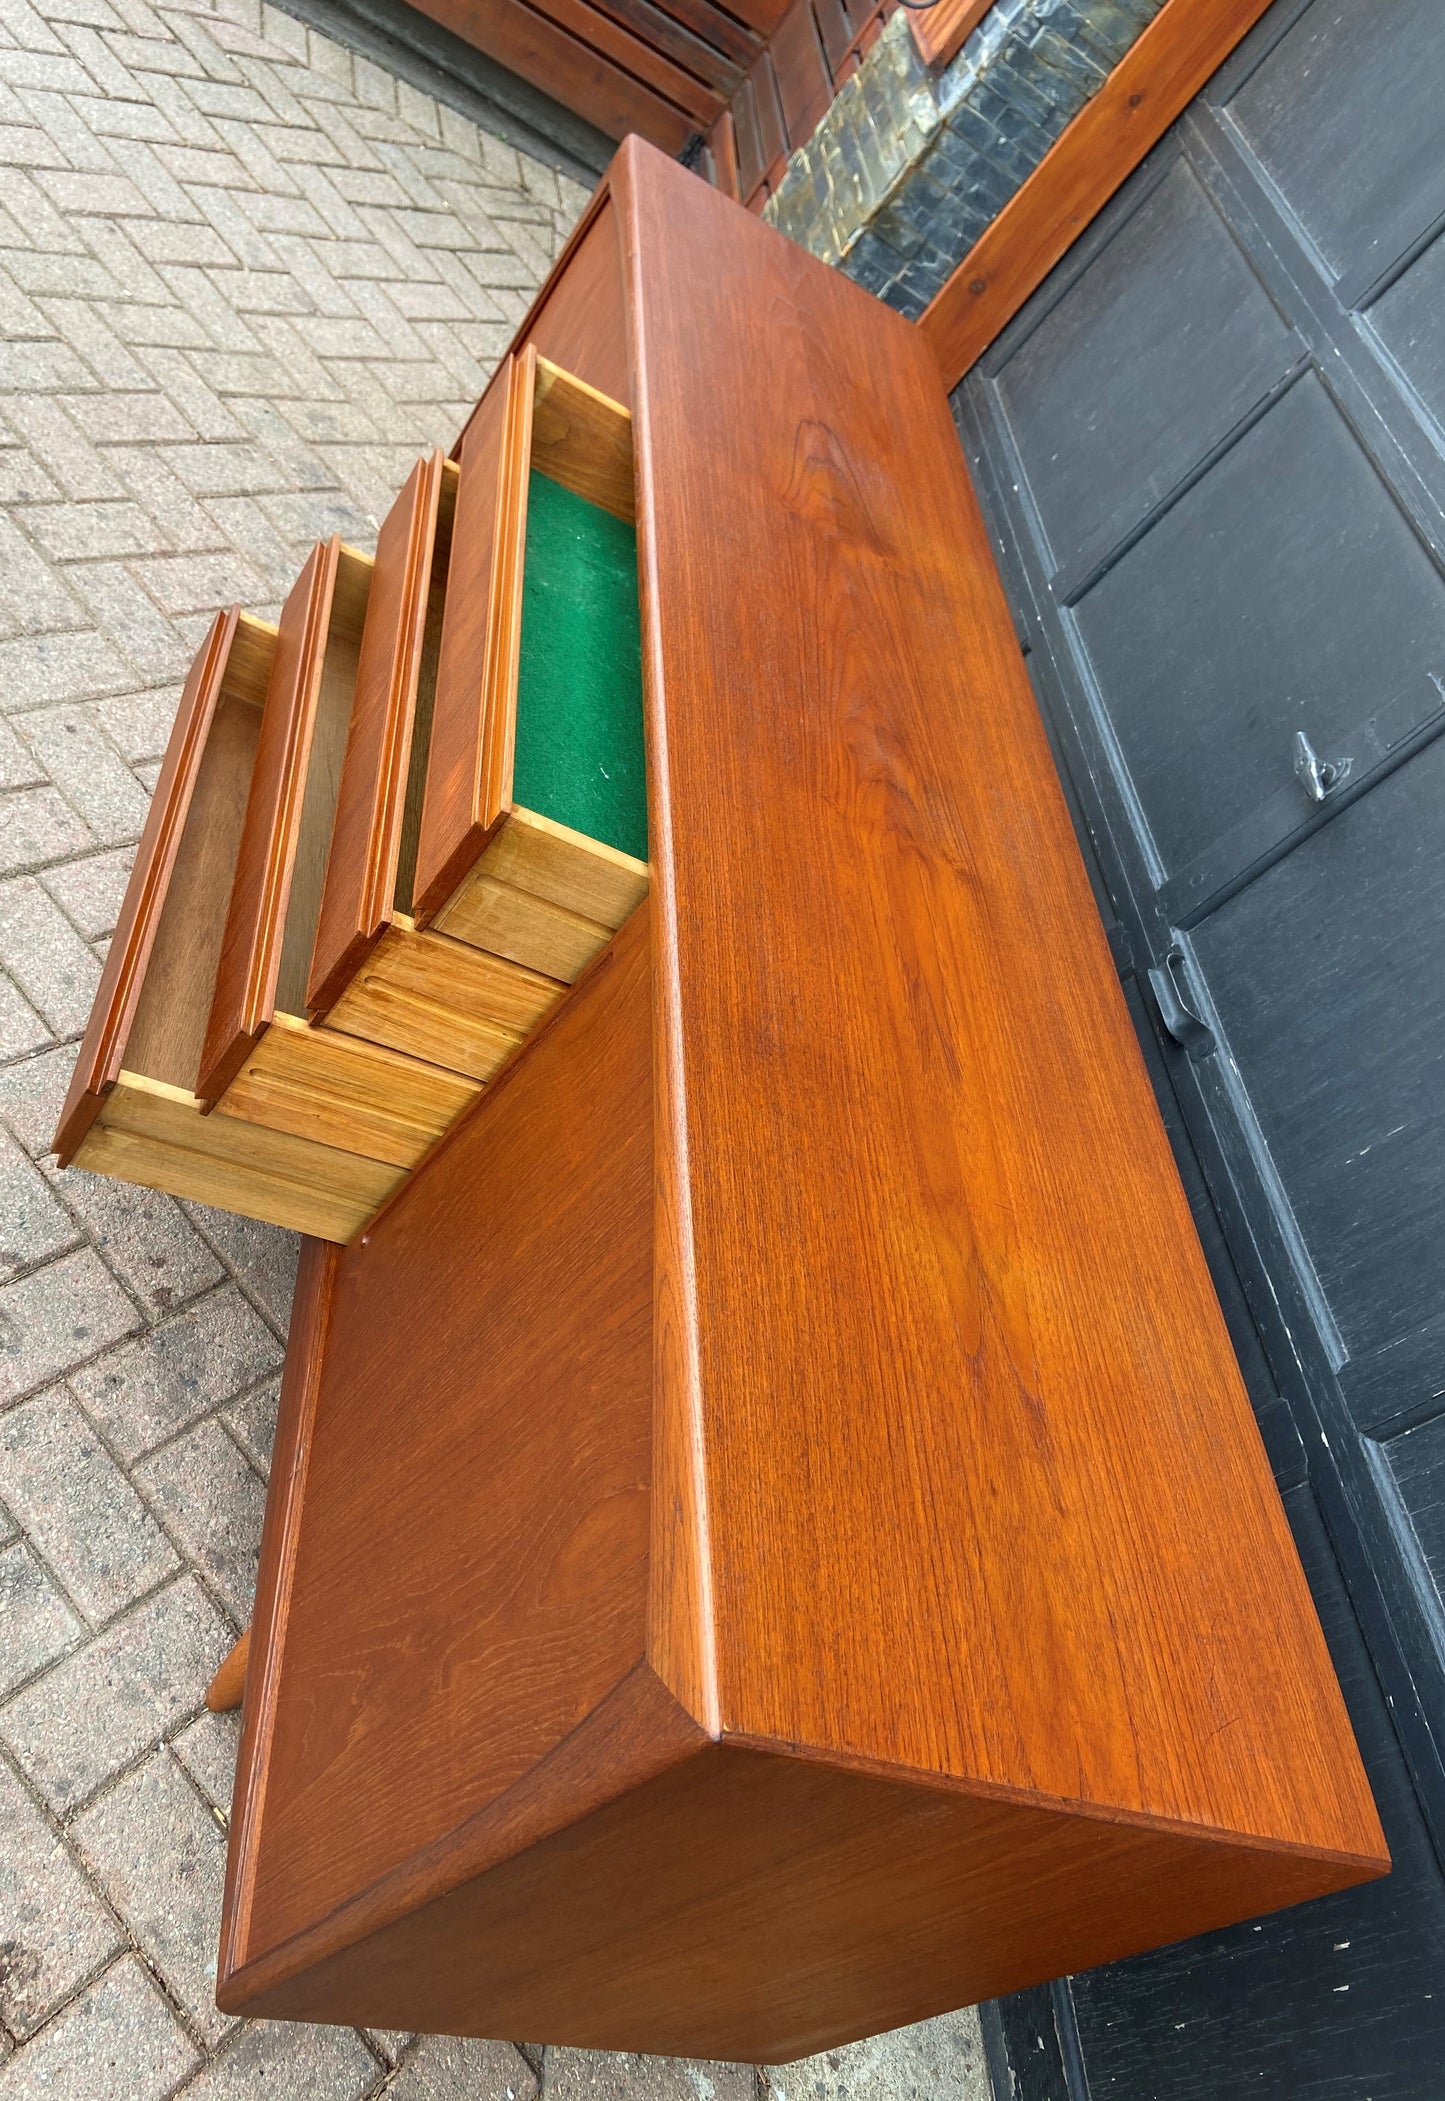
[216,140,1388,2063]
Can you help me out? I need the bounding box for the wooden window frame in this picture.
[918,0,1281,390]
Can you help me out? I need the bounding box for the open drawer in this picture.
[54,350,653,1238]
[411,347,650,981]
[303,449,568,1086]
[195,532,482,1172]
[53,611,407,1243]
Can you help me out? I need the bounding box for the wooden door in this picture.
[958,1,1445,2092]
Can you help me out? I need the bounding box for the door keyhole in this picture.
[1293,729,1350,803]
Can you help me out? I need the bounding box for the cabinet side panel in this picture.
[519,197,628,405]
[615,140,1381,1867]
[222,1236,340,1980]
[236,908,655,1961]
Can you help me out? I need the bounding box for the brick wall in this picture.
[763,0,1163,316]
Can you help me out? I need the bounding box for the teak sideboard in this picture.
[56,138,1387,2062]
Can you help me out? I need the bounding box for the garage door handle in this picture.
[1293,729,1351,802]
[1148,944,1214,1053]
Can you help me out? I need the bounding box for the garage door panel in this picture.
[1379,1417,1445,1630]
[1342,1316,1445,1443]
[1190,735,1445,1399]
[962,3,1445,2091]
[1120,971,1307,1490]
[993,152,1297,587]
[1067,1481,1445,2101]
[1368,223,1445,440]
[1159,672,1445,929]
[1223,0,1445,302]
[1073,372,1445,878]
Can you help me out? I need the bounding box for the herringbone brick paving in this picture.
[0,0,990,2090]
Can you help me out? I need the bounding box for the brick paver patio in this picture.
[0,1,990,2090]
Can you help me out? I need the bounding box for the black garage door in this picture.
[955,1,1445,2094]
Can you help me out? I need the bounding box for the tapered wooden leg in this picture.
[206,1627,251,1713]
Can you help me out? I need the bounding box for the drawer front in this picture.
[198,538,344,1104]
[412,357,521,923]
[54,606,269,1164]
[308,452,449,1018]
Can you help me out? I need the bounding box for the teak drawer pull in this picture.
[308,451,453,1020]
[197,538,359,1105]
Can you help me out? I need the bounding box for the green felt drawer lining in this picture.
[513,470,647,864]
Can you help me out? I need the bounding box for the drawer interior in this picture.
[317,364,650,1091]
[124,614,272,1095]
[513,465,646,863]
[62,607,406,1243]
[421,350,651,986]
[515,354,646,865]
[197,537,370,1104]
[204,535,485,1170]
[59,358,652,1241]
